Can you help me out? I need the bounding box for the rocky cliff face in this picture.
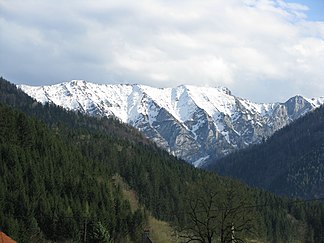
[18,80,324,166]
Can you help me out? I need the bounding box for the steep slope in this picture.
[1,77,324,242]
[204,105,324,200]
[0,103,147,242]
[1,78,149,145]
[19,80,324,166]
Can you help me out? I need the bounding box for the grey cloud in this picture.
[0,0,323,103]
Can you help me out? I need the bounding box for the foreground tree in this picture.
[176,177,257,243]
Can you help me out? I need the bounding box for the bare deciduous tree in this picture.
[176,178,256,243]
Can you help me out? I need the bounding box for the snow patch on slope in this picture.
[18,80,324,166]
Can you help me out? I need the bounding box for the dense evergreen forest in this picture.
[0,77,324,242]
[0,103,147,242]
[204,103,324,200]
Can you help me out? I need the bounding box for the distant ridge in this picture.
[19,80,324,166]
[204,104,324,199]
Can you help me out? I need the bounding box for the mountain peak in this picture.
[18,81,324,166]
[69,80,88,86]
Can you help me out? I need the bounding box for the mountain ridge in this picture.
[18,80,324,166]
[204,104,324,200]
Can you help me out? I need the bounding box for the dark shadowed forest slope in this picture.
[1,76,324,242]
[204,104,324,200]
[0,103,147,242]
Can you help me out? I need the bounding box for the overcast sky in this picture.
[1,0,323,102]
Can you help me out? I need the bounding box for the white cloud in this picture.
[0,0,323,102]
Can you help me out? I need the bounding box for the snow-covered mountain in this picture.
[18,80,324,166]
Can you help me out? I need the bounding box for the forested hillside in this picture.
[0,103,146,242]
[204,104,324,200]
[1,77,324,242]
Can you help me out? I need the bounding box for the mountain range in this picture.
[1,76,324,242]
[19,80,324,166]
